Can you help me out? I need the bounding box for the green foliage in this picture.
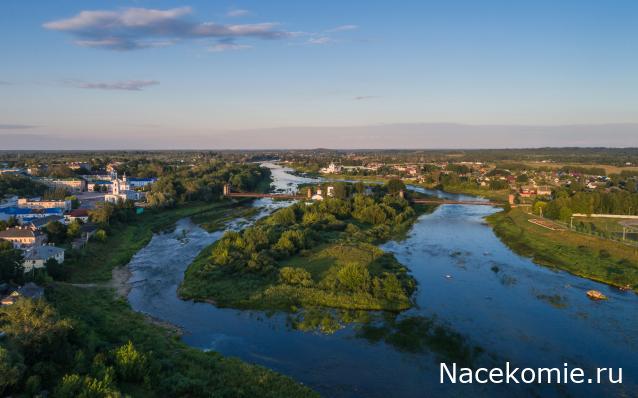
[487,208,638,291]
[337,262,371,293]
[0,240,24,283]
[279,267,313,287]
[385,178,406,194]
[94,229,107,242]
[44,221,68,244]
[113,341,148,382]
[0,174,47,198]
[182,188,424,315]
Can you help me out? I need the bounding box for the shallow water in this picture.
[127,164,637,397]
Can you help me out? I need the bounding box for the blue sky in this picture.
[1,0,638,149]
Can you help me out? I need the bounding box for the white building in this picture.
[320,163,342,174]
[22,245,65,273]
[104,173,145,203]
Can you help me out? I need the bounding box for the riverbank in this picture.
[487,207,638,292]
[37,199,319,397]
[179,194,431,313]
[64,201,253,283]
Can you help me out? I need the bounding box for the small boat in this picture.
[586,290,607,300]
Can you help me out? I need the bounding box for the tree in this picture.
[0,299,73,364]
[113,341,148,382]
[279,267,313,287]
[337,262,371,293]
[0,346,24,395]
[0,240,23,283]
[67,220,82,239]
[385,179,406,194]
[271,207,296,226]
[44,221,68,244]
[90,203,115,226]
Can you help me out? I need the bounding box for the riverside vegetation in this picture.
[0,162,319,397]
[487,208,638,291]
[180,181,430,312]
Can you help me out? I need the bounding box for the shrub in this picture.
[279,267,313,287]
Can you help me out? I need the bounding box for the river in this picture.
[126,163,637,397]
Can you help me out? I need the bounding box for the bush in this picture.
[113,341,148,382]
[279,267,313,287]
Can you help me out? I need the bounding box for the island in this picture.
[179,181,431,312]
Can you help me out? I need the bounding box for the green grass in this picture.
[487,208,638,291]
[45,284,318,398]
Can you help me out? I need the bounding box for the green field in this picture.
[487,208,638,291]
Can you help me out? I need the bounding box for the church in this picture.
[104,173,145,204]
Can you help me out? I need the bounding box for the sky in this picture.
[1,0,638,149]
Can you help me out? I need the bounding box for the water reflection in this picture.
[125,163,638,397]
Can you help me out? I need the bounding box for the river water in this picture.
[126,163,637,397]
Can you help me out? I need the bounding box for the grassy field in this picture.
[430,183,509,202]
[521,161,638,175]
[64,201,252,283]
[487,208,638,291]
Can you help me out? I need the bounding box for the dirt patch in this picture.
[110,265,133,298]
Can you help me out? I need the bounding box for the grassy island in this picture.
[487,208,638,291]
[180,182,431,312]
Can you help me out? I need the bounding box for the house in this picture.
[1,282,44,305]
[18,198,72,211]
[0,226,46,248]
[64,209,90,223]
[22,245,65,272]
[320,163,342,174]
[72,223,99,249]
[536,186,552,196]
[24,215,65,230]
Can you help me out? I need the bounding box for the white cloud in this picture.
[308,36,334,45]
[208,42,252,52]
[227,9,250,17]
[327,24,358,32]
[44,7,291,50]
[69,80,159,91]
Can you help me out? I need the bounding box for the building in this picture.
[320,163,342,174]
[64,209,90,223]
[0,207,64,222]
[72,223,99,249]
[67,162,90,171]
[37,177,86,192]
[87,180,112,192]
[311,187,325,201]
[22,245,65,273]
[126,177,157,189]
[1,283,44,305]
[105,173,145,203]
[24,215,65,230]
[18,198,72,211]
[0,226,46,248]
